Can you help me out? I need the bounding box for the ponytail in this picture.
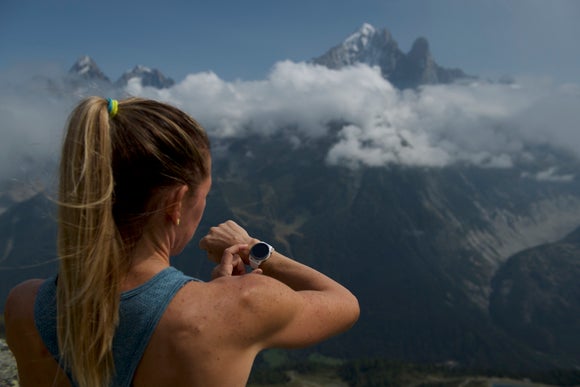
[55,96,210,386]
[57,97,123,386]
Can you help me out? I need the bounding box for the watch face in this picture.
[251,242,270,259]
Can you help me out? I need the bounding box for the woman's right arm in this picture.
[253,251,360,348]
[199,221,360,349]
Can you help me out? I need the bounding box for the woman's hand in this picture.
[211,244,262,279]
[199,220,258,263]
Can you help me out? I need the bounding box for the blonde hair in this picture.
[56,97,210,386]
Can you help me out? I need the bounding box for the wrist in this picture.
[248,238,261,247]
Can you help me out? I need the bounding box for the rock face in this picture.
[0,339,18,386]
[68,55,111,84]
[312,23,472,89]
[313,23,403,77]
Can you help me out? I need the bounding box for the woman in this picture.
[4,97,359,386]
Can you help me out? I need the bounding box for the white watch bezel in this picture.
[249,242,274,269]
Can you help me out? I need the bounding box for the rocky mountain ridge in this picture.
[67,55,174,90]
[312,23,473,88]
[66,23,472,92]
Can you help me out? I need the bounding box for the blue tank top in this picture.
[34,266,201,387]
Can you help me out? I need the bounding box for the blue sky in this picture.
[1,0,579,83]
[0,0,579,182]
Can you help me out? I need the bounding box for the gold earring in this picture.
[176,218,181,226]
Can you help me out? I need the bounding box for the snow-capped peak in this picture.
[129,65,152,74]
[344,23,377,50]
[77,55,92,67]
[358,23,376,36]
[73,55,96,74]
[68,55,111,83]
[116,65,175,89]
[312,23,471,89]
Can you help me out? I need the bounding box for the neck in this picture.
[121,230,173,292]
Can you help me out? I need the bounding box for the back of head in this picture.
[56,96,210,387]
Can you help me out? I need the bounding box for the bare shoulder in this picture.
[171,273,293,321]
[5,279,45,345]
[135,276,279,386]
[170,274,300,345]
[4,278,71,387]
[177,273,293,308]
[184,272,357,350]
[5,279,45,322]
[198,273,298,315]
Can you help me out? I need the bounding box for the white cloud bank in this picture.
[1,61,579,181]
[129,61,580,170]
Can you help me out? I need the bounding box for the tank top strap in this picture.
[114,266,200,386]
[34,266,201,386]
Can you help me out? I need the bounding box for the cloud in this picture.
[130,61,580,170]
[0,68,76,182]
[1,60,579,183]
[129,61,397,139]
[522,167,575,183]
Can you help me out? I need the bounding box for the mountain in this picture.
[115,65,175,89]
[490,226,580,364]
[0,193,58,311]
[67,55,112,84]
[194,134,580,371]
[63,55,173,91]
[313,23,403,77]
[312,23,473,89]
[3,132,579,372]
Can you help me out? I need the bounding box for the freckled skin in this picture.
[5,183,359,386]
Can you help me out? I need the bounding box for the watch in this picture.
[249,241,274,269]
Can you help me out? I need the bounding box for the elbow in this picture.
[337,291,360,331]
[347,293,360,328]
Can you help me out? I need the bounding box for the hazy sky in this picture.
[1,0,579,83]
[0,0,579,180]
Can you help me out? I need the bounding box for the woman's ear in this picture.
[165,185,189,226]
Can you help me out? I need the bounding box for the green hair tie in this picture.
[107,98,119,118]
